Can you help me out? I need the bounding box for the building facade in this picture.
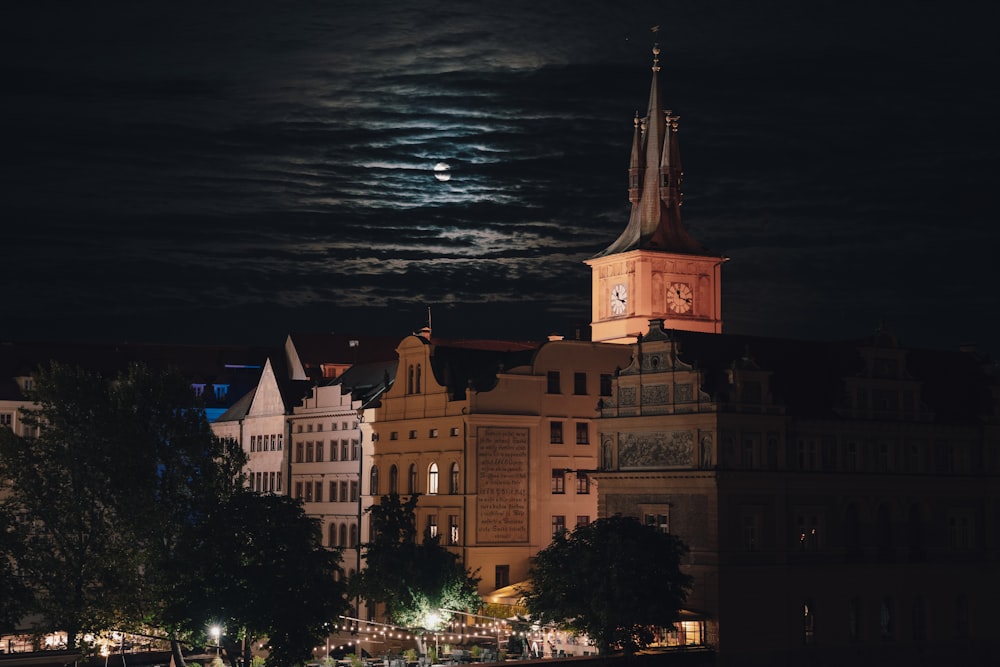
[369,330,631,597]
[594,320,1000,665]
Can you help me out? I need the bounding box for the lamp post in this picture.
[209,626,221,658]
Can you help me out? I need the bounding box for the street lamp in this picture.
[209,626,222,657]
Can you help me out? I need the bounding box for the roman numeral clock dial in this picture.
[667,282,693,314]
[610,283,628,316]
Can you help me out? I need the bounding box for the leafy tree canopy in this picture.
[523,515,693,655]
[165,490,349,667]
[0,361,348,667]
[350,494,480,630]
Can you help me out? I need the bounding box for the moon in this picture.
[433,162,451,182]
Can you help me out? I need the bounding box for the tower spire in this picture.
[593,37,706,258]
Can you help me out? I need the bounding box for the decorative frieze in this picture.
[618,430,694,469]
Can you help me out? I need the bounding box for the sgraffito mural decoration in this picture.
[618,430,694,469]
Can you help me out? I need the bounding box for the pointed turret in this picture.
[586,40,726,343]
[594,43,706,257]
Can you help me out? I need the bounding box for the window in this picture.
[339,524,348,548]
[332,422,339,431]
[575,422,589,445]
[880,597,895,640]
[276,434,282,450]
[409,430,418,439]
[495,565,510,590]
[574,372,587,395]
[328,523,337,547]
[742,510,761,551]
[330,440,338,461]
[296,442,304,463]
[947,512,973,550]
[449,515,460,545]
[350,480,359,502]
[450,462,460,494]
[408,364,423,394]
[408,464,417,494]
[305,482,313,502]
[351,439,359,460]
[306,442,314,463]
[547,371,561,394]
[370,466,379,495]
[912,596,926,641]
[803,600,816,645]
[551,469,565,494]
[316,441,324,462]
[349,523,358,548]
[550,421,563,444]
[389,465,398,493]
[341,439,349,460]
[575,472,589,494]
[848,597,861,642]
[644,512,670,534]
[450,426,460,436]
[600,373,613,396]
[307,424,313,433]
[576,515,590,529]
[795,513,821,550]
[428,463,439,495]
[427,515,438,539]
[339,481,348,502]
[295,481,303,500]
[390,431,399,441]
[797,439,819,470]
[330,480,337,503]
[430,428,439,438]
[314,481,323,502]
[551,515,566,537]
[316,423,323,432]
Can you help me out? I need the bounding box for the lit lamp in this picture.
[209,626,222,656]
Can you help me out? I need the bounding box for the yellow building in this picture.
[370,329,631,598]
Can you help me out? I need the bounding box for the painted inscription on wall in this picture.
[476,426,529,544]
[618,430,694,469]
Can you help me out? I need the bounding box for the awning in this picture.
[485,580,531,604]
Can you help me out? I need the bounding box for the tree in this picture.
[523,515,693,655]
[164,489,349,667]
[350,494,480,631]
[0,362,239,648]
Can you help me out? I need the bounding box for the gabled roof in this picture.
[0,340,274,408]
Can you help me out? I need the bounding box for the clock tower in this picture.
[586,44,725,344]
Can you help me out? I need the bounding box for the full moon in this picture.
[433,162,451,182]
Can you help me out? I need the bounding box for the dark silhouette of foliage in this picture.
[0,361,347,667]
[523,515,693,655]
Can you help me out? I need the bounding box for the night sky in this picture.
[4,1,998,354]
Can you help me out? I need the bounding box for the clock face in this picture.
[610,283,628,316]
[667,282,693,314]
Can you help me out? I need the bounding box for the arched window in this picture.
[408,463,418,495]
[349,523,358,548]
[407,365,414,394]
[428,463,439,495]
[389,465,398,494]
[907,504,924,561]
[450,462,460,494]
[415,364,422,393]
[844,503,861,559]
[339,523,348,548]
[370,465,380,496]
[328,523,337,548]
